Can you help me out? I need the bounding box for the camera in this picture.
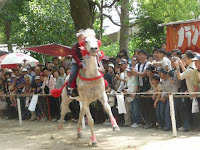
[146,65,158,73]
[167,69,175,78]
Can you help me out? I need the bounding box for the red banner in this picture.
[166,21,200,53]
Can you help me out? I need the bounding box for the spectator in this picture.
[148,55,154,63]
[132,49,152,128]
[175,51,195,131]
[0,77,5,95]
[172,49,182,58]
[123,67,139,127]
[192,55,200,130]
[52,57,59,70]
[151,74,164,129]
[134,49,139,62]
[22,75,32,120]
[66,68,71,76]
[53,70,64,89]
[10,69,25,107]
[104,63,114,90]
[158,68,179,131]
[153,49,172,71]
[116,59,128,93]
[152,48,160,62]
[59,66,67,82]
[22,68,29,76]
[42,68,56,121]
[37,74,48,121]
[30,67,41,93]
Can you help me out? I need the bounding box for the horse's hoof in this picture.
[77,133,83,138]
[58,124,63,129]
[113,125,120,131]
[92,142,98,147]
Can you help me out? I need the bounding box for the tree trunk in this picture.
[5,21,12,52]
[119,0,130,55]
[69,0,94,31]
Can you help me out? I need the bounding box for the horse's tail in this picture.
[51,75,70,98]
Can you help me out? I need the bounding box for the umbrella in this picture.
[0,53,39,69]
[25,44,72,57]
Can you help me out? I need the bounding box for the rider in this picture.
[67,29,85,95]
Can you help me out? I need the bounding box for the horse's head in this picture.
[84,36,99,56]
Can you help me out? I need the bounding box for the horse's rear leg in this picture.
[58,97,72,129]
[99,94,120,131]
[85,105,98,147]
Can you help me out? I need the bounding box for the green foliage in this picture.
[10,0,76,62]
[137,0,200,23]
[132,0,200,54]
[100,42,119,57]
[131,19,165,53]
[12,0,76,47]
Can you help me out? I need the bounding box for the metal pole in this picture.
[17,97,22,125]
[169,94,177,137]
[79,102,85,129]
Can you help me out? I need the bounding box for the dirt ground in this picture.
[0,119,200,150]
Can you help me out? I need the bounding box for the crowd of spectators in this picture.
[0,47,200,132]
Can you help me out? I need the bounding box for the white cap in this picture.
[108,63,114,68]
[76,29,85,38]
[35,76,40,80]
[125,67,132,72]
[22,68,28,72]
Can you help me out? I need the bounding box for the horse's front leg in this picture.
[77,103,85,138]
[99,93,120,131]
[85,104,98,147]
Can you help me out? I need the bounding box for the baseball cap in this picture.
[125,67,132,72]
[35,76,40,80]
[7,78,12,82]
[119,59,127,65]
[192,55,200,61]
[22,68,28,72]
[108,63,114,68]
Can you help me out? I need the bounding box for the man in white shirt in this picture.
[123,67,138,126]
[132,49,152,128]
[116,59,128,92]
[174,50,195,132]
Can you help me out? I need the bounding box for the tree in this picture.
[0,0,27,51]
[132,0,200,53]
[12,0,76,47]
[10,0,76,61]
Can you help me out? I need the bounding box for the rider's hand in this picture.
[82,67,86,71]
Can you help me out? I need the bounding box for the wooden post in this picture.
[169,94,177,137]
[46,96,51,121]
[17,97,22,125]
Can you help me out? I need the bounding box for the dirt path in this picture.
[0,119,200,150]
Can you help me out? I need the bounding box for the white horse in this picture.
[57,35,120,146]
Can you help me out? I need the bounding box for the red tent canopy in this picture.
[25,44,72,57]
